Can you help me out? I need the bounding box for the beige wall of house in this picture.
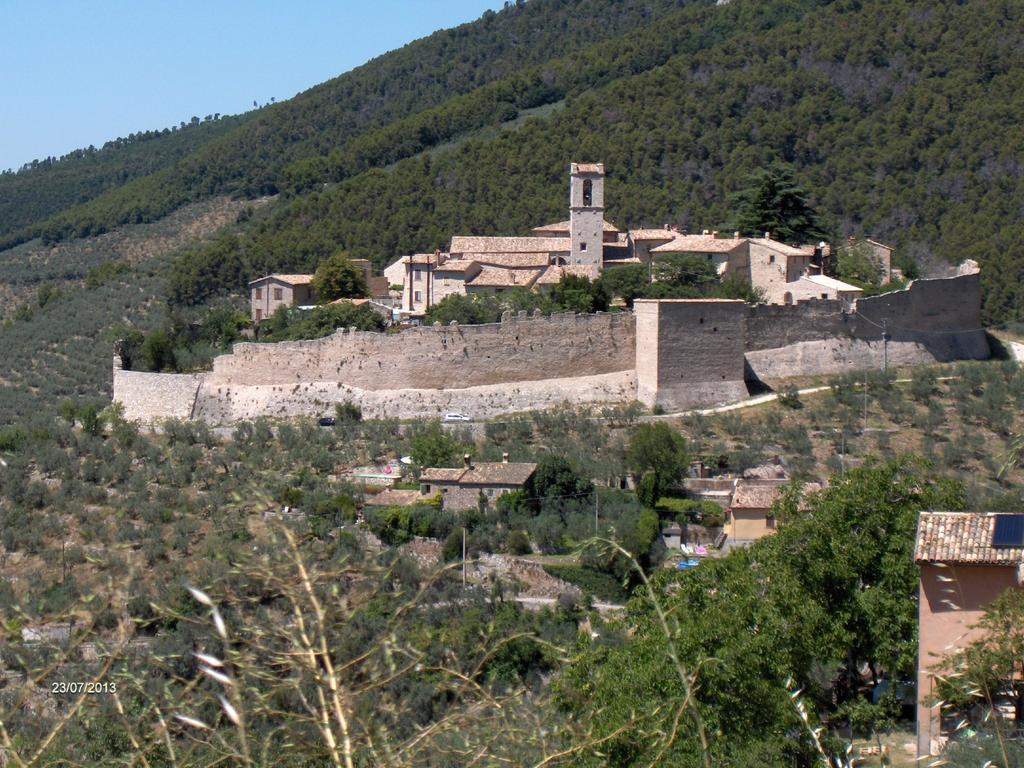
[916,563,1022,757]
[726,507,776,542]
[250,278,313,322]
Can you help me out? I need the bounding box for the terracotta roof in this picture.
[730,480,822,510]
[419,467,467,483]
[450,236,569,255]
[629,228,678,242]
[915,512,1024,565]
[461,252,553,268]
[533,219,619,234]
[750,238,808,257]
[462,461,537,486]
[535,264,597,285]
[364,489,425,507]
[434,259,481,274]
[408,252,448,265]
[419,461,537,487]
[466,266,542,288]
[651,235,747,254]
[249,274,314,286]
[571,162,604,174]
[730,480,786,509]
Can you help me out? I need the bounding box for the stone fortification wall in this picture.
[192,371,636,424]
[744,299,848,352]
[208,311,635,389]
[744,273,989,380]
[112,356,203,422]
[635,300,748,411]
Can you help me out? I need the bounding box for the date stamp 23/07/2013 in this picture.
[50,681,117,694]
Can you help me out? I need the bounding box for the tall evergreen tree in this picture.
[730,163,828,245]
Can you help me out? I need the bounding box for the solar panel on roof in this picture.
[992,514,1024,547]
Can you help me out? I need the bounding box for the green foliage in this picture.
[559,458,967,764]
[836,241,884,289]
[547,274,609,314]
[505,529,532,555]
[626,423,688,487]
[527,455,592,508]
[408,422,466,469]
[730,162,828,244]
[542,564,629,603]
[258,302,384,342]
[778,384,803,409]
[84,259,130,289]
[311,251,366,302]
[635,471,662,509]
[334,401,362,423]
[596,265,649,307]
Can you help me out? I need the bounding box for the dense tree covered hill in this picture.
[0,116,245,240]
[0,0,702,250]
[167,0,1024,323]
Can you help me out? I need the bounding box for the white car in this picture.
[442,412,471,423]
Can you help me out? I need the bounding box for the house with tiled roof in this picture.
[419,453,537,511]
[248,259,391,322]
[724,479,822,544]
[914,511,1024,759]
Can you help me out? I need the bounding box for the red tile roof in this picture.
[450,236,569,255]
[915,512,1024,565]
[651,235,747,254]
[535,264,597,285]
[466,266,542,288]
[533,219,619,234]
[249,274,314,286]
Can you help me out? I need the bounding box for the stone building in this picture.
[419,454,536,511]
[387,162,873,319]
[248,259,389,322]
[723,479,821,544]
[914,512,1024,759]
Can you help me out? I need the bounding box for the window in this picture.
[414,290,422,303]
[273,287,283,300]
[582,178,593,206]
[414,269,422,282]
[255,309,262,321]
[821,293,829,299]
[768,254,775,264]
[579,241,587,252]
[707,254,713,261]
[254,288,262,300]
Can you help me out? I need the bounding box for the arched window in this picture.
[784,291,793,305]
[582,179,593,206]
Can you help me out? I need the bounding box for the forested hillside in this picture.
[0,115,245,239]
[165,0,1024,323]
[0,0,701,250]
[1,0,1024,422]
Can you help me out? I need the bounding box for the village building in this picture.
[387,162,871,319]
[914,511,1024,759]
[419,453,536,511]
[723,478,822,545]
[248,258,391,322]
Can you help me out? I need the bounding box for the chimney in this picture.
[712,230,719,238]
[463,454,472,468]
[702,229,710,235]
[734,231,740,238]
[502,452,509,463]
[764,231,771,239]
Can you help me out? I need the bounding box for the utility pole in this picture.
[882,318,890,372]
[863,373,869,434]
[594,490,600,534]
[462,527,467,589]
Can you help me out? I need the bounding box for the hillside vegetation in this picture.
[1,0,1023,423]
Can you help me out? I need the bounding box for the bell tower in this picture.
[569,162,605,278]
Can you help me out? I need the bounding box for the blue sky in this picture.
[0,1,505,172]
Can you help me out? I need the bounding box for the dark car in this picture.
[318,417,336,427]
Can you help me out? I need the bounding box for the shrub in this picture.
[506,530,532,555]
[778,385,803,409]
